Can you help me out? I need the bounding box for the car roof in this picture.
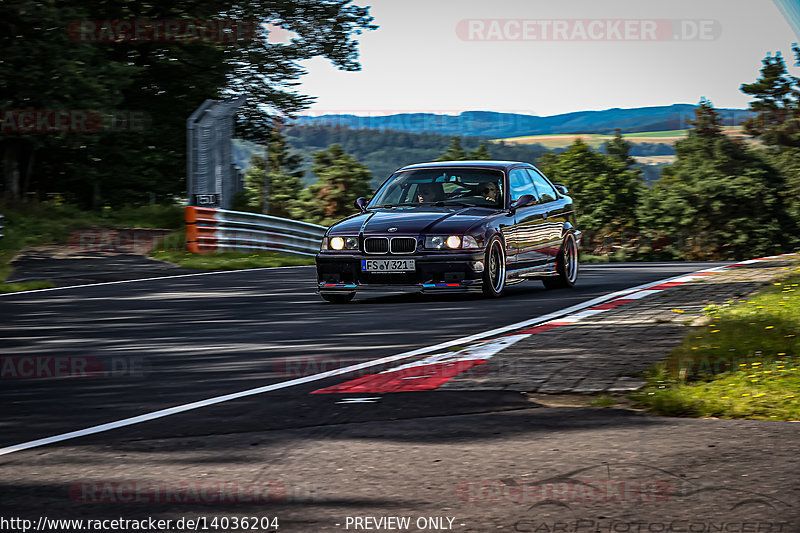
[397,160,533,172]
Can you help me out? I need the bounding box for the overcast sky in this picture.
[294,0,799,117]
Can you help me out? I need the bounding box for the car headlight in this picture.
[327,236,359,251]
[425,236,447,250]
[425,235,480,250]
[462,235,480,249]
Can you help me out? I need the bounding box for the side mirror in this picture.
[555,184,568,196]
[354,197,368,213]
[510,194,535,212]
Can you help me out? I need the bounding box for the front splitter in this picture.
[318,282,483,296]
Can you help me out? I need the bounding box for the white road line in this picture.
[0,264,737,457]
[336,398,381,404]
[0,265,315,297]
[566,308,608,320]
[618,289,663,300]
[380,334,530,374]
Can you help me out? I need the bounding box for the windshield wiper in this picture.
[433,201,471,207]
[381,203,418,208]
[412,201,467,207]
[383,201,472,208]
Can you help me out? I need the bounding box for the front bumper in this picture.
[316,251,486,294]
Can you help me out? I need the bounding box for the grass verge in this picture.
[150,250,314,270]
[588,395,616,407]
[631,266,800,420]
[0,280,56,293]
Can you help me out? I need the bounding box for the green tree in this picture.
[241,157,267,213]
[241,124,306,217]
[536,150,560,171]
[539,138,642,231]
[436,136,467,161]
[0,0,376,207]
[604,128,636,168]
[0,0,136,205]
[766,147,800,220]
[637,99,794,260]
[468,141,492,160]
[266,126,306,219]
[739,45,800,148]
[304,144,372,224]
[739,45,800,221]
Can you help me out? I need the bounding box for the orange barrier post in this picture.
[186,206,219,254]
[185,206,200,253]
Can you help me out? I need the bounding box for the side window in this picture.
[508,168,539,202]
[526,169,558,204]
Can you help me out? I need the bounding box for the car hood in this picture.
[328,207,496,235]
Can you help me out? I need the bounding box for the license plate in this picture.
[361,259,416,272]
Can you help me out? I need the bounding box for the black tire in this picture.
[321,292,355,304]
[542,233,579,290]
[482,235,507,298]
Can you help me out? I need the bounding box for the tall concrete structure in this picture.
[187,96,247,209]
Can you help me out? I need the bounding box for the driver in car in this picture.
[416,182,443,203]
[480,182,500,203]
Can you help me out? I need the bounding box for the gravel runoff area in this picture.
[6,229,204,287]
[443,255,800,395]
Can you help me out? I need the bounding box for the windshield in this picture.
[368,168,505,209]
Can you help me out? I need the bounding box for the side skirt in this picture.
[506,261,559,280]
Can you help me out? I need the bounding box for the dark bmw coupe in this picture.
[315,160,580,303]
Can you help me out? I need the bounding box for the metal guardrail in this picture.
[185,206,326,256]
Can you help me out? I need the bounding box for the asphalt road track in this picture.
[0,261,730,454]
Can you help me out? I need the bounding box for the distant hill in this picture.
[499,126,750,150]
[233,125,678,189]
[235,127,552,188]
[290,104,754,138]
